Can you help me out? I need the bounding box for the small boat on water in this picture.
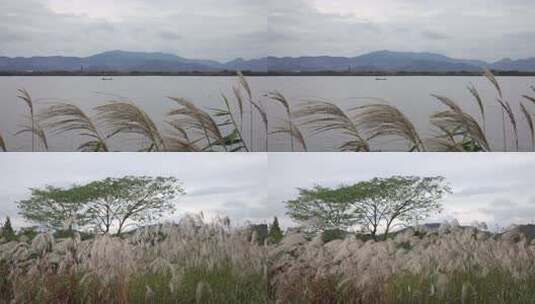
[101,77,113,80]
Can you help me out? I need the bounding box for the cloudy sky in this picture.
[0,153,268,229]
[1,152,534,231]
[1,0,535,61]
[269,153,535,230]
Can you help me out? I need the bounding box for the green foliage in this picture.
[0,260,13,302]
[286,185,359,231]
[17,185,92,230]
[286,176,450,238]
[83,176,185,235]
[385,269,535,304]
[348,176,451,240]
[16,176,184,235]
[268,217,283,244]
[249,224,268,245]
[321,229,347,243]
[128,262,268,304]
[53,229,94,241]
[17,226,38,241]
[1,217,16,241]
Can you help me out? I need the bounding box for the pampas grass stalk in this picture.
[268,91,295,151]
[270,119,308,151]
[95,100,166,152]
[38,102,109,152]
[0,131,6,152]
[222,94,249,151]
[467,83,486,132]
[351,101,425,152]
[15,121,48,151]
[294,100,369,151]
[484,70,509,151]
[431,95,490,151]
[496,97,519,151]
[238,71,268,151]
[167,97,227,152]
[17,89,36,151]
[520,103,535,151]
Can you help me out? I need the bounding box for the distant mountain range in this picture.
[1,50,535,72]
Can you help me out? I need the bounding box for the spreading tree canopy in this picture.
[348,176,451,240]
[17,185,92,231]
[17,176,185,235]
[285,185,359,231]
[84,176,184,234]
[285,176,451,239]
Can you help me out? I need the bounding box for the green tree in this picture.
[348,176,451,240]
[1,217,16,241]
[17,176,185,235]
[84,176,185,235]
[268,217,283,244]
[285,185,358,231]
[17,185,92,231]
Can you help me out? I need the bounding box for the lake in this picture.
[0,76,534,152]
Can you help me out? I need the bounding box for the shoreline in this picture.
[2,71,535,77]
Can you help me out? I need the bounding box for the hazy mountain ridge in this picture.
[0,50,533,72]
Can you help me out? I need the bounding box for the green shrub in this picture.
[321,229,347,243]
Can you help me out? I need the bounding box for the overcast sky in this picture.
[1,0,535,61]
[1,153,534,231]
[0,153,268,229]
[269,153,535,230]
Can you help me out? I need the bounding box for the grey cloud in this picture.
[479,198,535,226]
[268,153,535,228]
[0,153,267,229]
[159,31,181,41]
[188,184,259,197]
[421,31,450,41]
[2,0,535,60]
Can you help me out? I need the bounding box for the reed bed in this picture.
[1,70,534,152]
[0,214,268,304]
[269,224,535,304]
[3,218,535,303]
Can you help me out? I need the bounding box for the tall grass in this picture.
[0,215,268,303]
[269,224,535,303]
[2,70,534,152]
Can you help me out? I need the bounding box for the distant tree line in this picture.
[285,176,451,240]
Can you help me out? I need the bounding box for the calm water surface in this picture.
[0,76,534,151]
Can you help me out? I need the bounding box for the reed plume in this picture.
[167,97,227,151]
[221,94,249,151]
[520,103,535,151]
[95,100,165,152]
[271,119,308,151]
[237,71,268,151]
[38,103,109,152]
[467,83,486,130]
[0,131,6,152]
[484,70,509,151]
[232,86,245,131]
[268,91,295,151]
[431,95,490,151]
[294,100,369,151]
[523,94,535,104]
[163,120,201,152]
[351,101,425,151]
[15,121,48,151]
[496,97,519,151]
[17,89,38,151]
